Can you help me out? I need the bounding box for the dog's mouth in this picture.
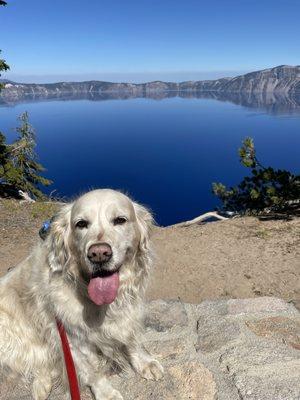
[90,264,120,279]
[87,265,121,306]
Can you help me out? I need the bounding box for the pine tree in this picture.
[0,50,9,90]
[0,132,13,180]
[212,138,300,217]
[2,112,53,199]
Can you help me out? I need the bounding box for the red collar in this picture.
[56,318,81,400]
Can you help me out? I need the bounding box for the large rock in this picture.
[144,300,188,333]
[245,316,300,350]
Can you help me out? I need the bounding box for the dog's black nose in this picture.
[87,243,112,263]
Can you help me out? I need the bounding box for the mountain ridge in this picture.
[1,65,300,100]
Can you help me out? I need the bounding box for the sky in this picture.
[1,0,299,83]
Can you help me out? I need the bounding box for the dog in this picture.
[0,189,163,399]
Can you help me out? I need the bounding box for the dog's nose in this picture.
[87,243,112,263]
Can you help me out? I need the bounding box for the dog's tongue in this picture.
[87,273,119,305]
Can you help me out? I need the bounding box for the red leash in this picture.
[56,319,81,400]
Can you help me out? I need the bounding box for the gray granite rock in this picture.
[144,300,188,333]
[233,367,300,400]
[227,297,289,315]
[196,315,241,353]
[245,316,300,350]
[219,340,300,374]
[1,297,300,399]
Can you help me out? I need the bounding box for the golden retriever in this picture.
[0,189,163,399]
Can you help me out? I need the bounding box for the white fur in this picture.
[0,189,163,400]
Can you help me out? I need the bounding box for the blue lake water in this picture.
[1,94,300,226]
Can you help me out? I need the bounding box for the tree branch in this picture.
[178,211,228,227]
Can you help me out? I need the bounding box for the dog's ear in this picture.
[46,203,73,273]
[133,202,154,253]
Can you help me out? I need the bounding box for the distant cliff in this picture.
[1,65,300,101]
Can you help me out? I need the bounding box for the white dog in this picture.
[0,189,163,399]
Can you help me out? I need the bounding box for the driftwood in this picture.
[18,190,35,203]
[180,202,300,226]
[179,211,228,227]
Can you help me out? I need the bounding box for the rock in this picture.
[196,299,229,316]
[167,361,216,400]
[1,297,300,400]
[112,360,217,400]
[232,366,300,400]
[144,300,188,333]
[245,316,300,350]
[219,341,300,374]
[227,297,288,315]
[145,338,188,362]
[196,315,240,353]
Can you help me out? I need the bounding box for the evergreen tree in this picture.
[0,50,9,90]
[0,132,13,180]
[212,138,300,217]
[1,113,52,199]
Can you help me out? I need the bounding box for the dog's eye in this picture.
[113,216,127,226]
[75,220,89,229]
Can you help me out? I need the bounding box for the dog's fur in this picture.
[0,189,163,399]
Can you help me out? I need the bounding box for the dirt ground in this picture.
[0,199,299,309]
[150,218,300,309]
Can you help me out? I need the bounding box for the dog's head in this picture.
[46,189,153,304]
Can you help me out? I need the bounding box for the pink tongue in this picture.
[87,273,119,305]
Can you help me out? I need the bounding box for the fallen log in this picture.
[179,211,228,227]
[18,190,35,203]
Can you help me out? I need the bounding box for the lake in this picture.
[1,92,300,226]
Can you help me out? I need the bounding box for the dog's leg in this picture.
[71,342,123,400]
[32,369,52,400]
[0,323,54,399]
[127,344,164,381]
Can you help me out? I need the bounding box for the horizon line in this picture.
[2,64,299,86]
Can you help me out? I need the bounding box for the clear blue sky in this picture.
[1,0,299,83]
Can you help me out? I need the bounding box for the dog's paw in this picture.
[93,385,123,400]
[32,374,52,400]
[105,389,124,400]
[140,359,164,381]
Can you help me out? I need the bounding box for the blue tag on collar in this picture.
[39,220,52,240]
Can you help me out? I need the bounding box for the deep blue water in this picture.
[1,95,300,226]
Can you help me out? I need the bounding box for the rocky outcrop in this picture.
[1,65,300,102]
[1,297,299,399]
[223,65,300,93]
